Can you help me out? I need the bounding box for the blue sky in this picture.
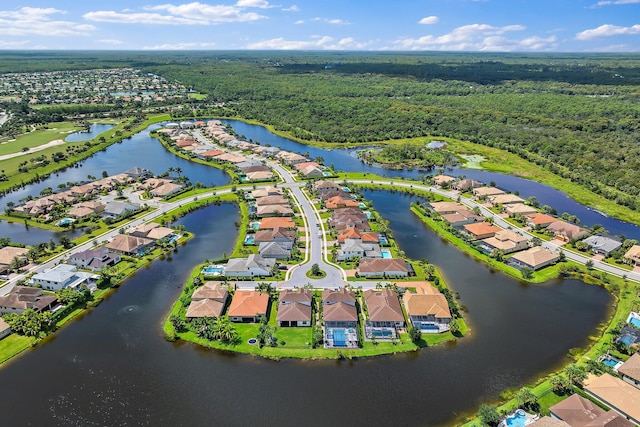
[0,0,639,51]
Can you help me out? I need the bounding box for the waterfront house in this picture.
[103,201,141,218]
[68,248,121,271]
[623,245,640,266]
[246,171,274,181]
[525,213,557,228]
[313,180,342,194]
[547,221,590,242]
[337,228,379,244]
[300,165,325,178]
[258,217,295,230]
[337,238,382,261]
[429,201,465,215]
[227,290,270,323]
[441,208,483,227]
[68,206,96,219]
[0,246,28,275]
[584,373,640,425]
[325,196,360,210]
[453,179,483,192]
[31,264,97,291]
[124,167,151,179]
[223,254,275,277]
[509,246,560,270]
[185,282,228,319]
[488,193,526,207]
[200,149,224,158]
[358,258,410,278]
[0,318,10,340]
[479,229,529,255]
[319,189,351,201]
[549,393,633,427]
[504,203,538,216]
[253,227,295,249]
[258,242,291,259]
[462,222,502,240]
[583,235,622,256]
[256,204,294,217]
[0,286,58,315]
[432,175,455,186]
[105,234,154,256]
[322,288,358,329]
[403,285,451,333]
[473,186,505,198]
[618,353,640,389]
[277,289,312,327]
[364,289,405,329]
[130,223,174,241]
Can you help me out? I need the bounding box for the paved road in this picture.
[348,179,640,283]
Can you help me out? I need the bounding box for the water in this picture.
[64,123,115,143]
[1,123,230,210]
[0,196,612,426]
[630,318,640,328]
[0,218,82,245]
[505,410,528,427]
[223,119,640,238]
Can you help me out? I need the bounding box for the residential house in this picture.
[299,165,324,178]
[130,223,174,241]
[364,289,405,329]
[624,245,640,266]
[322,288,358,331]
[251,186,283,199]
[441,209,483,227]
[256,204,294,217]
[103,201,141,218]
[479,229,529,255]
[337,238,382,261]
[185,282,229,319]
[255,195,288,206]
[246,171,274,181]
[0,286,58,315]
[462,222,502,240]
[325,196,360,210]
[429,201,466,215]
[31,264,97,291]
[105,234,154,255]
[277,289,312,327]
[200,149,224,158]
[473,186,505,198]
[223,254,275,277]
[548,221,590,242]
[583,235,623,256]
[258,217,295,230]
[488,193,526,207]
[258,241,291,259]
[618,353,640,388]
[253,228,296,249]
[0,246,28,275]
[337,228,379,244]
[68,206,97,219]
[319,189,351,201]
[549,393,634,427]
[509,246,560,270]
[313,181,341,194]
[0,318,10,340]
[504,203,538,216]
[124,167,151,179]
[227,290,270,323]
[68,248,121,271]
[584,373,640,425]
[526,213,558,228]
[358,258,410,278]
[150,181,182,197]
[528,417,569,427]
[453,179,483,192]
[432,175,455,186]
[403,285,452,333]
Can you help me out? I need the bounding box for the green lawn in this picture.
[0,334,35,364]
[0,122,82,155]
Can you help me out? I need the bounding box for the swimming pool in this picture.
[202,265,224,276]
[56,218,75,226]
[505,409,530,427]
[364,211,372,219]
[250,222,260,230]
[381,250,392,259]
[599,355,623,370]
[618,334,636,347]
[244,235,255,245]
[359,202,366,209]
[630,317,640,328]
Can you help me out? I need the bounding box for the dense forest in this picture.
[2,51,640,209]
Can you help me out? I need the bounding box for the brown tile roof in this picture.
[550,394,606,426]
[429,201,466,214]
[624,245,640,262]
[618,353,640,383]
[201,149,224,157]
[358,258,409,274]
[105,234,153,254]
[337,228,378,244]
[473,186,505,197]
[325,196,360,209]
[463,222,502,238]
[277,289,313,323]
[489,194,525,205]
[186,298,226,318]
[584,373,640,423]
[146,227,174,240]
[548,221,590,240]
[364,289,404,323]
[323,302,358,322]
[529,416,570,427]
[0,246,28,266]
[256,205,294,216]
[192,282,228,301]
[253,227,295,243]
[255,195,289,206]
[510,246,560,268]
[322,288,355,304]
[432,175,455,185]
[403,289,451,319]
[227,290,269,317]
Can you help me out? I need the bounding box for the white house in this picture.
[223,254,275,277]
[31,264,98,291]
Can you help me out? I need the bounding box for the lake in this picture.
[64,123,115,143]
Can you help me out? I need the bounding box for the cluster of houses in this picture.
[0,68,188,106]
[248,186,294,218]
[183,283,453,348]
[245,188,297,259]
[11,167,184,222]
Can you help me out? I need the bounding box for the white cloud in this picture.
[0,7,95,36]
[0,40,30,47]
[98,39,124,45]
[85,2,267,25]
[576,24,640,40]
[282,5,300,12]
[395,23,557,51]
[236,0,273,8]
[418,16,439,25]
[311,17,349,25]
[143,41,216,50]
[246,35,369,50]
[591,0,640,7]
[294,19,305,24]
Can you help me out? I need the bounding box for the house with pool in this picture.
[322,289,359,348]
[223,254,275,278]
[357,258,411,278]
[363,289,405,340]
[548,393,633,427]
[509,246,560,271]
[403,285,452,333]
[185,282,229,320]
[618,353,640,389]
